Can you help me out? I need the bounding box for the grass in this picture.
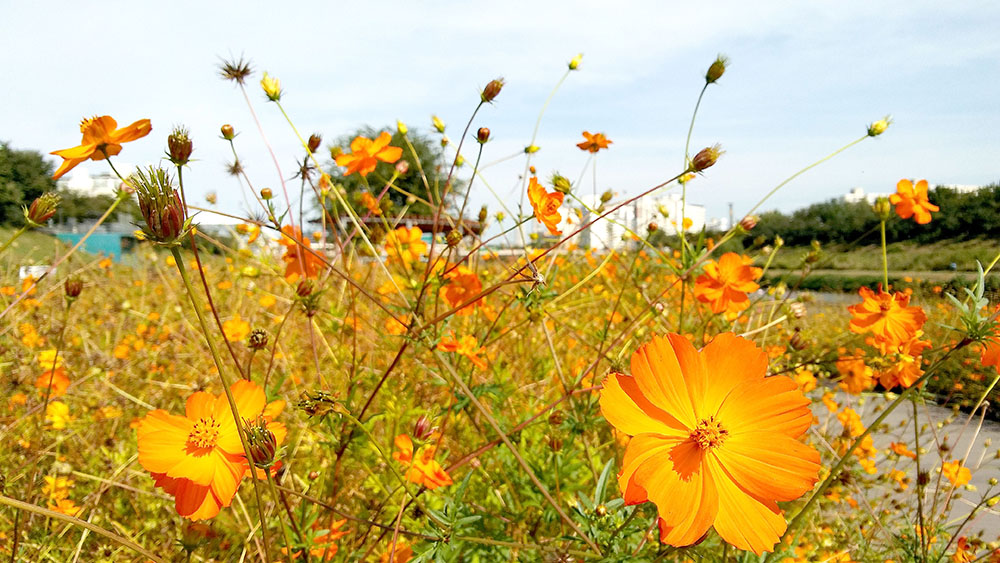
[767,238,1000,272]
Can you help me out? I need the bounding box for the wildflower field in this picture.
[3,54,1000,563]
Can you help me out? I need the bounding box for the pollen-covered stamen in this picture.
[690,416,729,450]
[188,417,222,449]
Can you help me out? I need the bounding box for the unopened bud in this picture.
[548,410,565,426]
[260,188,273,200]
[477,127,491,144]
[868,116,891,137]
[220,124,235,140]
[248,329,268,350]
[495,212,505,222]
[308,471,320,480]
[395,160,409,175]
[132,167,188,244]
[481,78,504,103]
[551,174,571,194]
[244,415,277,468]
[64,278,83,299]
[167,126,193,166]
[706,54,729,84]
[524,144,540,154]
[690,144,723,172]
[413,415,433,440]
[647,222,658,233]
[789,302,807,319]
[396,120,408,135]
[595,504,608,517]
[569,53,583,70]
[917,471,930,487]
[446,229,462,248]
[24,192,61,227]
[478,205,488,224]
[600,190,613,204]
[432,115,445,133]
[874,197,892,221]
[307,133,322,153]
[739,215,758,232]
[297,281,314,297]
[789,329,806,351]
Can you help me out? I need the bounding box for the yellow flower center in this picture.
[188,417,221,449]
[690,416,729,450]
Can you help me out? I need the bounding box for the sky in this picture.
[2,1,999,233]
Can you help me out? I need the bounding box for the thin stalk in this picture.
[0,225,28,253]
[880,219,889,289]
[912,397,926,562]
[266,471,296,560]
[169,246,273,561]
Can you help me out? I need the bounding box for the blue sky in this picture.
[2,1,998,228]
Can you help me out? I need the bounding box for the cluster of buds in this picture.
[481,78,504,103]
[166,126,193,166]
[247,329,268,350]
[689,144,724,173]
[296,390,338,418]
[131,166,191,245]
[706,54,729,84]
[24,192,61,227]
[243,415,277,469]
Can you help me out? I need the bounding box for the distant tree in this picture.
[325,127,464,219]
[0,142,56,224]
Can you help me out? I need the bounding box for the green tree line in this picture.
[746,182,1000,246]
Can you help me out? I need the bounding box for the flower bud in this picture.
[247,329,268,350]
[595,504,608,517]
[524,144,540,154]
[478,205,488,224]
[569,53,583,70]
[789,302,807,319]
[917,471,930,487]
[167,126,193,166]
[548,410,565,426]
[454,155,464,167]
[413,415,434,440]
[132,166,188,244]
[307,133,322,153]
[874,197,892,221]
[260,72,282,102]
[789,329,806,351]
[309,471,320,480]
[739,215,758,232]
[647,222,658,233]
[529,166,536,175]
[481,78,504,103]
[205,192,217,205]
[244,416,277,469]
[260,188,273,200]
[64,278,83,299]
[868,116,891,137]
[477,127,491,144]
[495,212,505,222]
[297,280,314,297]
[551,173,571,194]
[600,190,613,204]
[432,115,446,133]
[705,54,729,84]
[396,120,408,135]
[690,144,723,172]
[24,192,61,227]
[220,124,235,140]
[446,229,462,248]
[394,160,409,175]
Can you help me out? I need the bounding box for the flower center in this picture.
[879,301,892,312]
[188,417,221,449]
[690,416,729,450]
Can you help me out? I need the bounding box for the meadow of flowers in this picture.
[2,54,1000,563]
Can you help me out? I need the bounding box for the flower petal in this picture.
[600,372,687,437]
[707,456,787,555]
[716,375,812,437]
[630,334,698,428]
[700,333,768,415]
[715,433,820,502]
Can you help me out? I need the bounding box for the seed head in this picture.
[24,192,61,227]
[166,126,193,166]
[218,56,254,85]
[600,190,613,204]
[247,329,268,350]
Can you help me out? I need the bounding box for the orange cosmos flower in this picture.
[577,131,612,153]
[890,442,917,459]
[980,335,1000,369]
[334,132,402,177]
[51,115,152,180]
[360,191,382,216]
[693,253,762,320]
[942,459,971,487]
[889,179,939,224]
[392,434,453,490]
[835,351,874,394]
[136,380,286,520]
[599,333,820,555]
[527,176,564,236]
[385,226,428,265]
[222,314,250,343]
[278,225,326,282]
[871,331,932,389]
[440,265,483,315]
[35,367,70,397]
[437,332,488,370]
[847,286,926,346]
[380,542,414,563]
[283,519,349,561]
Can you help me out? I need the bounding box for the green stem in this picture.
[169,246,273,562]
[0,225,28,253]
[880,219,889,289]
[912,397,926,562]
[266,471,296,560]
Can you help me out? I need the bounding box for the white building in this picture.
[845,183,986,204]
[56,168,126,197]
[574,192,707,251]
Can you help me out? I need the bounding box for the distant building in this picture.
[55,168,125,197]
[575,193,708,251]
[845,183,986,204]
